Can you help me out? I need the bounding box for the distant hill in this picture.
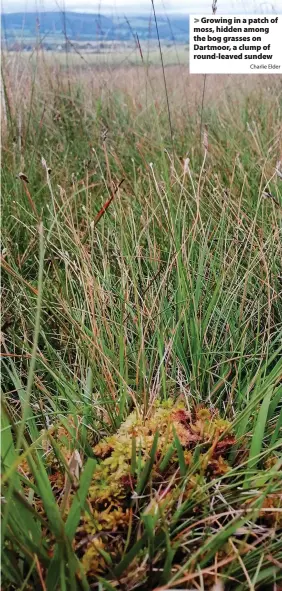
[1,11,189,44]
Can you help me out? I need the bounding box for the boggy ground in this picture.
[1,55,282,590]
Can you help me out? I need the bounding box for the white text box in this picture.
[189,15,282,74]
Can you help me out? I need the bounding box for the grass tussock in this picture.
[1,53,282,590]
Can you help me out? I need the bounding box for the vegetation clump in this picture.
[9,397,280,589]
[14,399,236,586]
[78,399,234,577]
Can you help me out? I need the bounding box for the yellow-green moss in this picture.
[77,398,235,576]
[18,397,237,580]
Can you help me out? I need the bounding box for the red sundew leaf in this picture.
[215,437,236,452]
[171,409,191,424]
[175,423,201,446]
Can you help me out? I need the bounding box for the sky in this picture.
[2,0,282,14]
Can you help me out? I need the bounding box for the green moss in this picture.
[75,398,235,577]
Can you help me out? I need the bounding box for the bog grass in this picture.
[1,52,282,590]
